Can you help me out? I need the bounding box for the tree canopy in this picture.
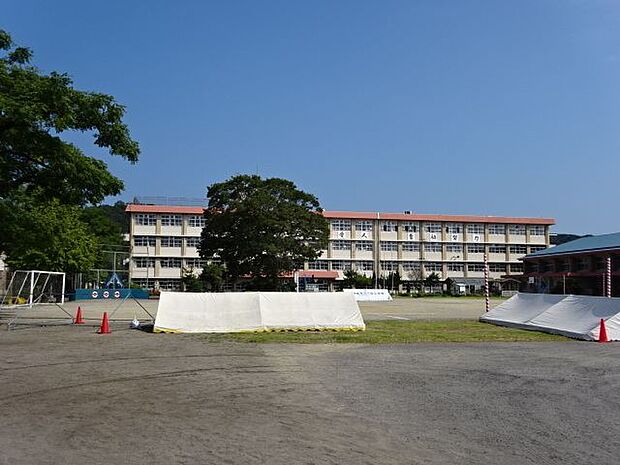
[0,30,139,205]
[0,30,139,273]
[0,195,98,272]
[200,175,329,290]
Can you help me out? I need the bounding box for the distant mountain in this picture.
[550,233,591,246]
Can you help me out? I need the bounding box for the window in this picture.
[424,243,442,253]
[161,215,182,226]
[425,262,442,272]
[467,224,484,234]
[331,240,351,251]
[161,236,182,248]
[355,241,373,252]
[186,237,201,247]
[489,263,506,273]
[446,244,462,253]
[307,261,329,270]
[559,260,569,272]
[185,258,205,268]
[188,216,205,228]
[509,224,526,235]
[468,263,485,272]
[402,242,420,252]
[402,262,420,272]
[489,224,505,235]
[355,221,373,232]
[525,262,538,273]
[382,221,397,232]
[157,279,181,291]
[425,223,442,233]
[576,258,588,271]
[467,244,485,254]
[402,222,418,233]
[160,258,182,268]
[446,224,462,234]
[380,241,398,252]
[331,220,351,231]
[509,245,527,254]
[134,258,155,268]
[489,244,506,254]
[380,261,398,271]
[134,236,156,247]
[135,214,156,226]
[447,263,464,272]
[355,261,374,271]
[530,225,545,236]
[330,260,352,270]
[510,263,524,273]
[530,246,546,253]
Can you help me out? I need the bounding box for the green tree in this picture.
[200,175,329,290]
[0,195,98,272]
[342,269,373,289]
[424,272,441,292]
[181,267,204,292]
[80,201,129,269]
[200,263,225,291]
[0,30,138,272]
[0,30,139,205]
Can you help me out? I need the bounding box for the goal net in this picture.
[1,270,66,308]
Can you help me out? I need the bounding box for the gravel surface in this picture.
[1,326,619,464]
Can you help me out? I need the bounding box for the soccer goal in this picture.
[1,270,66,308]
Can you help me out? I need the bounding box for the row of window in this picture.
[134,236,201,247]
[331,220,545,236]
[330,241,537,254]
[135,214,205,227]
[133,258,207,268]
[307,260,524,273]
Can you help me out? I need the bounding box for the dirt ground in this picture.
[1,324,619,464]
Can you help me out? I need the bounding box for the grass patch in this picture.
[200,320,570,344]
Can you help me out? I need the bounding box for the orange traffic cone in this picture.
[97,312,111,334]
[73,306,85,324]
[598,318,609,343]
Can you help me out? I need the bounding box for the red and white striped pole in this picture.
[484,253,490,312]
[606,256,611,298]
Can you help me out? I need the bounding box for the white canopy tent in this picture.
[480,293,620,341]
[154,291,365,333]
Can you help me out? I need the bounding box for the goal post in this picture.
[1,270,66,308]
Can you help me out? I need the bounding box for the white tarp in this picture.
[343,289,393,302]
[480,293,620,341]
[154,291,365,333]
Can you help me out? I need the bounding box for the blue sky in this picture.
[5,1,620,234]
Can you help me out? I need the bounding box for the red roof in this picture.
[126,204,205,214]
[125,204,554,225]
[324,211,555,225]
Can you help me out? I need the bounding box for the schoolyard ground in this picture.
[1,297,619,464]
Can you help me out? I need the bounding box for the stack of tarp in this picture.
[154,291,365,333]
[480,293,620,341]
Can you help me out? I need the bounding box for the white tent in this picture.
[343,289,393,302]
[154,291,365,333]
[480,292,620,341]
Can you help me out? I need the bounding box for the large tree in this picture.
[0,30,139,272]
[0,30,139,205]
[200,175,329,290]
[0,194,98,272]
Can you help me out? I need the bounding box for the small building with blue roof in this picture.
[521,233,620,296]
